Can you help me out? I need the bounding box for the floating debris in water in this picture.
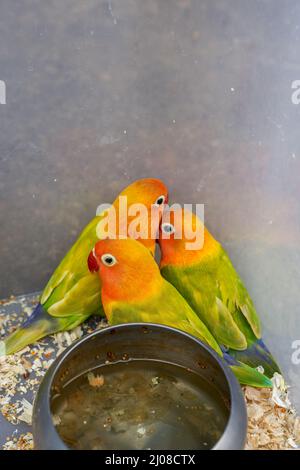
[51,360,228,450]
[87,372,105,388]
[151,376,159,386]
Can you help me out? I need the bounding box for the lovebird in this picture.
[1,178,168,355]
[158,207,281,384]
[88,238,274,387]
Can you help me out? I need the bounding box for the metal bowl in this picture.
[32,323,247,450]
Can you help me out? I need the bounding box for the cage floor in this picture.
[0,293,299,450]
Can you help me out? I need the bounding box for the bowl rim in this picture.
[32,322,247,450]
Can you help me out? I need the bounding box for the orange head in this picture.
[114,178,168,209]
[158,207,219,268]
[97,178,168,254]
[88,238,162,308]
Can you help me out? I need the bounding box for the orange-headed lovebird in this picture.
[1,178,168,355]
[88,238,222,353]
[158,208,281,385]
[88,238,274,387]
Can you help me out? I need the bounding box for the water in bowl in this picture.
[51,359,229,450]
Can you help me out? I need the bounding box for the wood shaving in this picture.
[0,293,107,449]
[87,372,105,387]
[18,399,33,425]
[52,414,61,426]
[2,432,34,450]
[1,293,300,450]
[244,385,300,450]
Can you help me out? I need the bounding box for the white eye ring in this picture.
[161,223,175,235]
[101,253,117,267]
[154,195,165,206]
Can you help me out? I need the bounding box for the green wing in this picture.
[109,280,222,355]
[161,246,261,351]
[230,363,272,388]
[40,214,105,318]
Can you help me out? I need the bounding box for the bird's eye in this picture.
[161,223,175,234]
[154,195,165,206]
[101,253,117,267]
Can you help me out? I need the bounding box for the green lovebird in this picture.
[88,237,222,354]
[1,178,168,355]
[89,237,274,387]
[158,207,281,386]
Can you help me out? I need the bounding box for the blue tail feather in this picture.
[221,337,280,380]
[1,303,62,355]
[22,303,53,328]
